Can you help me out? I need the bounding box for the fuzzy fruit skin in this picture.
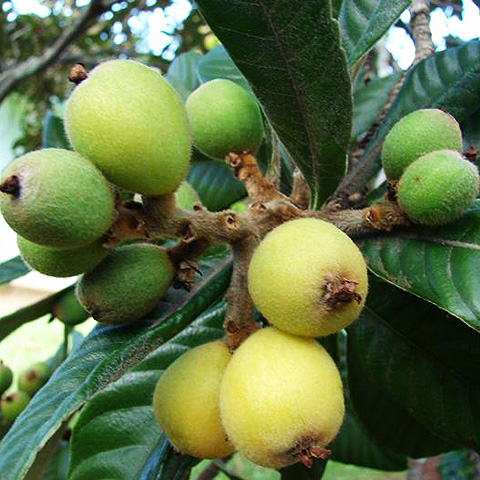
[153,341,234,459]
[220,328,344,468]
[53,289,89,326]
[65,59,191,195]
[248,218,368,337]
[17,236,107,278]
[381,109,462,180]
[186,79,264,160]
[18,363,50,397]
[0,149,115,248]
[397,150,479,226]
[0,363,13,396]
[1,391,30,421]
[174,181,200,210]
[76,244,174,325]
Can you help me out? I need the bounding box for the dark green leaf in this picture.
[360,200,480,332]
[195,0,352,208]
[41,440,69,480]
[0,286,71,342]
[331,0,343,18]
[331,333,408,470]
[280,459,327,479]
[0,255,29,285]
[339,0,410,67]
[166,51,203,102]
[187,149,247,211]
[343,40,480,192]
[348,277,480,453]
[196,45,251,92]
[348,338,455,458]
[0,255,232,480]
[42,111,70,150]
[352,74,401,140]
[462,107,480,151]
[69,302,226,479]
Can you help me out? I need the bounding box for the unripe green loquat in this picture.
[17,236,107,278]
[76,244,174,325]
[0,149,115,249]
[397,150,479,226]
[381,109,462,180]
[186,79,264,160]
[65,59,191,195]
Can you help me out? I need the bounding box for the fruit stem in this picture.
[0,176,20,197]
[68,63,88,85]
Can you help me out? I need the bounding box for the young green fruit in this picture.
[229,198,249,213]
[65,59,191,195]
[186,79,264,160]
[76,244,174,324]
[381,109,462,180]
[0,149,115,248]
[18,363,50,397]
[0,362,13,396]
[1,391,30,422]
[53,289,89,326]
[17,236,107,278]
[397,150,479,226]
[153,341,234,459]
[248,218,368,337]
[220,328,344,468]
[174,181,200,210]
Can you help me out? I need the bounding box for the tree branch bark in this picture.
[0,0,107,104]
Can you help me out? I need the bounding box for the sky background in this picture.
[1,0,480,290]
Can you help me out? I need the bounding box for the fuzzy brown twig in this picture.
[290,167,311,209]
[108,155,410,350]
[410,0,435,65]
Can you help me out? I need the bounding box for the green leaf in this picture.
[348,277,480,452]
[68,302,226,479]
[280,459,327,480]
[0,255,29,285]
[41,440,69,480]
[42,111,70,150]
[360,200,480,332]
[195,0,352,208]
[343,40,480,192]
[0,286,71,341]
[331,0,343,18]
[331,333,408,470]
[352,73,401,140]
[347,338,455,458]
[339,0,410,67]
[187,151,248,211]
[0,255,232,480]
[462,107,480,151]
[196,45,251,92]
[166,51,203,102]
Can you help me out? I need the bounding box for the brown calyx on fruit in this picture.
[289,438,331,468]
[69,63,88,85]
[25,370,38,382]
[323,275,362,309]
[0,176,21,197]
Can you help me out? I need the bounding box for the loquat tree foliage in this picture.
[0,0,480,479]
